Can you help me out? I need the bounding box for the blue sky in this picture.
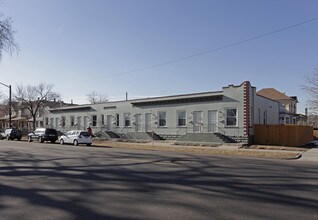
[1,0,318,113]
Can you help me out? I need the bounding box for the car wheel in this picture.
[17,138,21,141]
[38,137,44,143]
[28,136,32,142]
[87,143,91,146]
[51,140,56,144]
[73,139,78,146]
[60,139,64,145]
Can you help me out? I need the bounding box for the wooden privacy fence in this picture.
[314,130,318,140]
[254,124,313,146]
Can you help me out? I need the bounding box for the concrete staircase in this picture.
[121,132,152,141]
[94,130,111,140]
[121,132,164,142]
[146,132,164,140]
[175,133,237,146]
[106,131,121,139]
[94,130,121,140]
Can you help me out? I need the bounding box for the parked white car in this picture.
[59,130,92,146]
[0,131,6,140]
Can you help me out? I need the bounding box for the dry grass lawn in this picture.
[92,140,305,160]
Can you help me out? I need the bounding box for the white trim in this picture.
[225,108,238,127]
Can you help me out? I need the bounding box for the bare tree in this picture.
[87,91,109,104]
[0,91,9,117]
[0,90,4,101]
[0,97,9,116]
[14,83,60,130]
[302,69,318,113]
[0,12,18,59]
[307,114,318,128]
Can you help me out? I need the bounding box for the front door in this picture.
[208,110,218,133]
[84,116,89,130]
[107,115,112,130]
[145,113,152,132]
[135,114,141,132]
[193,111,203,133]
[55,118,59,129]
[77,116,81,130]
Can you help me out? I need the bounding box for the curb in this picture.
[287,152,302,160]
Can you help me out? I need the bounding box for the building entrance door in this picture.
[106,115,112,131]
[145,113,152,132]
[208,110,218,133]
[135,114,141,132]
[193,111,203,133]
[77,116,81,130]
[55,118,59,129]
[84,116,89,130]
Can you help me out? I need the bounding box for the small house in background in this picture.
[256,88,304,124]
[46,81,280,144]
[0,102,29,132]
[0,100,75,133]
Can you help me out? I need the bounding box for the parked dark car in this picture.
[27,128,58,143]
[2,128,22,141]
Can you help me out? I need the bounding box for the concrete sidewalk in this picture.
[299,148,318,162]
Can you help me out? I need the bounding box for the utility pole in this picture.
[9,85,12,127]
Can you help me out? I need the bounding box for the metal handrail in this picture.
[215,125,226,135]
[176,126,188,136]
[120,126,130,134]
[52,123,246,137]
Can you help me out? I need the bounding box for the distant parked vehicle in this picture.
[27,128,58,143]
[0,130,5,140]
[3,128,22,141]
[59,130,92,146]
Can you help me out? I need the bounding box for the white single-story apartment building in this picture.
[45,81,279,144]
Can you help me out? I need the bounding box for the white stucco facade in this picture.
[45,81,280,143]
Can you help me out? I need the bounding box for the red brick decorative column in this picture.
[243,81,251,142]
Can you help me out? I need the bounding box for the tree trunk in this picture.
[32,115,37,131]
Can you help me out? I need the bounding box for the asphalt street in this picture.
[0,140,317,220]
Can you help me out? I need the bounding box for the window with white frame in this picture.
[45,117,49,126]
[177,110,186,127]
[263,111,267,125]
[92,115,97,126]
[124,113,131,127]
[225,108,237,126]
[158,111,167,127]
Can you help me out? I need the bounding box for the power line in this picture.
[92,16,318,80]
